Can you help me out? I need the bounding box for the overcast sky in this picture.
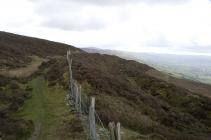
[1,0,211,55]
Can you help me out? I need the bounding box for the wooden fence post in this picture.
[78,85,82,115]
[74,81,79,110]
[89,97,97,140]
[69,59,73,88]
[115,122,121,140]
[71,80,75,104]
[66,51,69,62]
[67,50,73,92]
[109,122,115,140]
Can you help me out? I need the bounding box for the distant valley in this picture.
[83,47,211,85]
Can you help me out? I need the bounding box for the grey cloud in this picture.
[145,35,173,47]
[42,17,106,31]
[31,0,190,6]
[72,0,190,5]
[32,0,190,31]
[34,0,109,31]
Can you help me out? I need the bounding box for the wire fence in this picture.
[66,50,120,140]
[66,49,170,140]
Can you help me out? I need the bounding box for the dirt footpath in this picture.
[0,56,47,78]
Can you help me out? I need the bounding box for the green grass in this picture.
[16,77,72,140]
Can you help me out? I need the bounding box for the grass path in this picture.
[17,77,71,140]
[16,76,146,140]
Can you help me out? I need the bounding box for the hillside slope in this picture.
[0,31,86,140]
[0,31,80,69]
[83,47,211,99]
[146,69,211,98]
[0,32,211,140]
[69,53,211,140]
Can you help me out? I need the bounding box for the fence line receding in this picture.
[66,49,121,140]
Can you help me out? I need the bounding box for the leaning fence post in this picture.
[67,50,73,93]
[74,81,79,111]
[89,97,97,140]
[115,122,121,140]
[78,85,82,115]
[69,59,73,88]
[109,122,115,140]
[66,51,69,62]
[71,80,76,104]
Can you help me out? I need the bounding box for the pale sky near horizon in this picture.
[1,0,211,55]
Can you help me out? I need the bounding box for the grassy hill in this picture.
[0,31,80,69]
[0,31,211,140]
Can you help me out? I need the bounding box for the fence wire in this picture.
[67,49,110,140]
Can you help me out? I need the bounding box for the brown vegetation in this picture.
[70,53,211,140]
[0,76,33,140]
[147,69,211,98]
[1,31,211,140]
[0,56,47,78]
[0,31,79,69]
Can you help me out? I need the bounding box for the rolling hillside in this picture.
[83,48,211,99]
[0,32,211,140]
